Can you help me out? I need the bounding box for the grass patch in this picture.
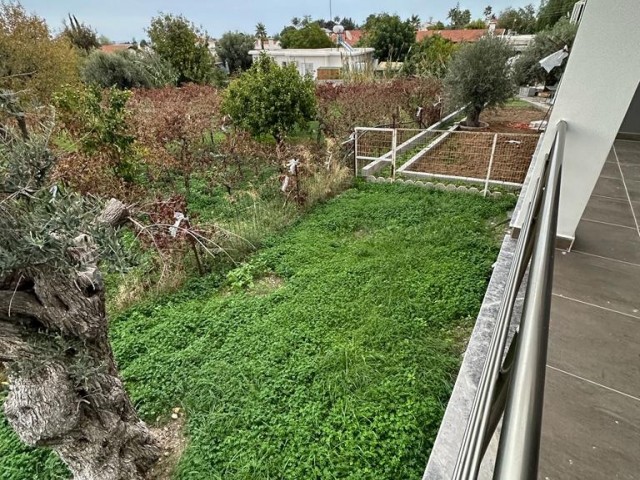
[0,182,514,479]
[505,97,532,108]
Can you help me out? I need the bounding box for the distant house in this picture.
[329,29,364,47]
[415,27,506,44]
[253,38,282,50]
[504,34,535,52]
[332,25,512,50]
[375,61,403,76]
[249,47,375,80]
[99,43,137,54]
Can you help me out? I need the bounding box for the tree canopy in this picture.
[445,36,515,127]
[216,31,255,72]
[221,55,316,145]
[61,14,100,53]
[316,16,358,30]
[280,23,334,49]
[513,18,578,86]
[0,3,80,103]
[428,21,447,30]
[537,0,577,31]
[497,5,537,34]
[360,14,416,61]
[465,19,488,29]
[447,3,472,29]
[147,13,215,85]
[81,50,177,89]
[404,34,458,78]
[255,22,267,49]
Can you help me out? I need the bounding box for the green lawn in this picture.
[0,182,514,479]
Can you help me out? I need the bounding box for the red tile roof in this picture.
[329,28,505,49]
[415,29,506,43]
[330,29,364,47]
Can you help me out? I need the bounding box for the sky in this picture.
[20,0,537,42]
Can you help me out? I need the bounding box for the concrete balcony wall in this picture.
[513,0,640,243]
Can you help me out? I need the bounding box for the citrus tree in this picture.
[221,55,316,150]
[404,34,458,78]
[147,13,215,85]
[360,14,415,61]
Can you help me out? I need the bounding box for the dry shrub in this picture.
[128,84,222,201]
[279,139,352,207]
[51,86,146,200]
[316,77,443,140]
[215,130,278,190]
[53,151,145,200]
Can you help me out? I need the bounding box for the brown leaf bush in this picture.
[316,77,443,140]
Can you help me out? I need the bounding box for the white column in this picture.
[514,0,640,242]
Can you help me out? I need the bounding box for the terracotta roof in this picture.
[330,29,364,47]
[415,29,506,43]
[99,44,135,54]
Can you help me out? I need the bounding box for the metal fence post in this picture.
[484,134,499,197]
[354,128,359,177]
[392,128,398,180]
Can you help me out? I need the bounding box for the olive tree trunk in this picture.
[464,105,483,128]
[0,200,159,480]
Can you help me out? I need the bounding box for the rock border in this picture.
[365,176,518,199]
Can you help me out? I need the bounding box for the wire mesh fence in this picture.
[354,127,396,177]
[356,126,541,192]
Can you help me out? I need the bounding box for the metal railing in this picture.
[452,120,567,480]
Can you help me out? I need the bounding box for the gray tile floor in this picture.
[539,140,640,480]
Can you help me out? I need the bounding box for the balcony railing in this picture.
[452,120,567,479]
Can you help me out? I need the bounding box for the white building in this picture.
[253,38,282,50]
[248,47,375,80]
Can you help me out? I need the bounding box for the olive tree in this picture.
[0,93,159,479]
[444,35,515,127]
[216,31,255,73]
[221,55,316,151]
[81,49,177,89]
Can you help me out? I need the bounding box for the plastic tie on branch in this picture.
[287,158,300,174]
[281,176,291,192]
[49,185,58,202]
[170,212,186,238]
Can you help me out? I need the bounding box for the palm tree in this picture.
[255,22,267,49]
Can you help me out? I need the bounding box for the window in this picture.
[302,63,314,76]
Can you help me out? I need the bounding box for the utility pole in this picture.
[330,0,332,22]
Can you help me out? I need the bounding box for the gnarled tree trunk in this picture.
[464,105,483,128]
[0,200,159,480]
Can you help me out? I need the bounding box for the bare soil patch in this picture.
[408,131,540,184]
[251,274,285,296]
[149,411,187,480]
[480,105,548,134]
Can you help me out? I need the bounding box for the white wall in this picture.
[515,0,640,242]
[250,49,374,79]
[273,55,343,77]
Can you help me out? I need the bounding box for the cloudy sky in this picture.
[20,0,536,42]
